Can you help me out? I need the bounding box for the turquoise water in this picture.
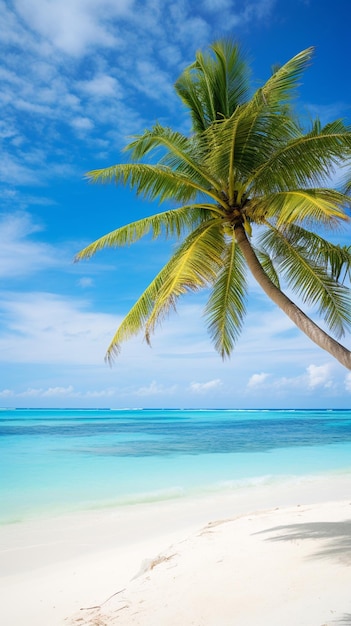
[1,408,351,524]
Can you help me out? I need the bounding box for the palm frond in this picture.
[105,221,224,360]
[204,235,247,358]
[105,254,181,363]
[268,223,351,283]
[206,105,300,193]
[210,39,251,117]
[145,219,225,341]
[85,163,226,207]
[125,125,222,192]
[255,249,281,288]
[259,225,351,336]
[330,245,351,283]
[251,47,314,108]
[249,120,351,192]
[206,47,313,188]
[75,205,216,261]
[174,39,250,131]
[255,189,350,228]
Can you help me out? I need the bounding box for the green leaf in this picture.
[125,124,221,192]
[257,189,350,227]
[145,219,225,341]
[86,162,227,208]
[249,120,351,193]
[259,225,351,336]
[204,235,247,358]
[255,249,281,288]
[75,205,215,261]
[174,39,250,131]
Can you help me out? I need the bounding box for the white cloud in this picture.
[132,61,174,102]
[242,0,276,21]
[136,380,177,396]
[250,362,338,395]
[345,372,351,392]
[43,385,75,397]
[0,389,14,397]
[0,212,62,277]
[247,372,269,388]
[306,363,333,389]
[70,117,94,131]
[202,0,233,10]
[13,0,132,56]
[18,385,75,397]
[201,0,276,29]
[0,0,281,189]
[273,375,304,390]
[0,154,41,185]
[190,379,222,392]
[85,388,117,398]
[78,74,122,99]
[0,291,119,364]
[78,277,94,288]
[4,385,118,398]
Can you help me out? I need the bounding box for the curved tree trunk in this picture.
[234,224,351,370]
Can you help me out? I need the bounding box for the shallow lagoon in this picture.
[1,408,351,523]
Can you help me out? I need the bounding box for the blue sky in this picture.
[1,0,351,409]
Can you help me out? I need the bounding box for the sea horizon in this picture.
[1,406,349,411]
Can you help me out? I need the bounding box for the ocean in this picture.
[1,408,351,525]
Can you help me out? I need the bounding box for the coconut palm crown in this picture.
[76,40,351,369]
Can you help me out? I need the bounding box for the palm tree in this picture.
[76,40,351,369]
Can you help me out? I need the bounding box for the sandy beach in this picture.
[1,474,351,626]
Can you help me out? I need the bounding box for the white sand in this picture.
[1,473,351,626]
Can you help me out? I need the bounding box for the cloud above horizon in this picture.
[190,379,223,393]
[306,363,334,389]
[247,372,270,388]
[0,291,119,364]
[2,360,350,405]
[136,380,178,396]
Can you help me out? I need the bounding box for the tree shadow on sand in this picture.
[254,518,351,623]
[254,518,351,564]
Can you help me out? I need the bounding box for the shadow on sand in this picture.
[254,516,351,623]
[254,518,351,564]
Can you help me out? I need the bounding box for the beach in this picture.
[1,473,351,626]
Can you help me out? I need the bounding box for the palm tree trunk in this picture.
[234,224,351,370]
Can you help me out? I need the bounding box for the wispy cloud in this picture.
[0,291,119,364]
[0,212,61,277]
[136,380,177,396]
[190,379,223,392]
[77,277,94,288]
[0,385,118,399]
[344,372,351,393]
[247,372,270,388]
[18,385,76,397]
[1,0,279,193]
